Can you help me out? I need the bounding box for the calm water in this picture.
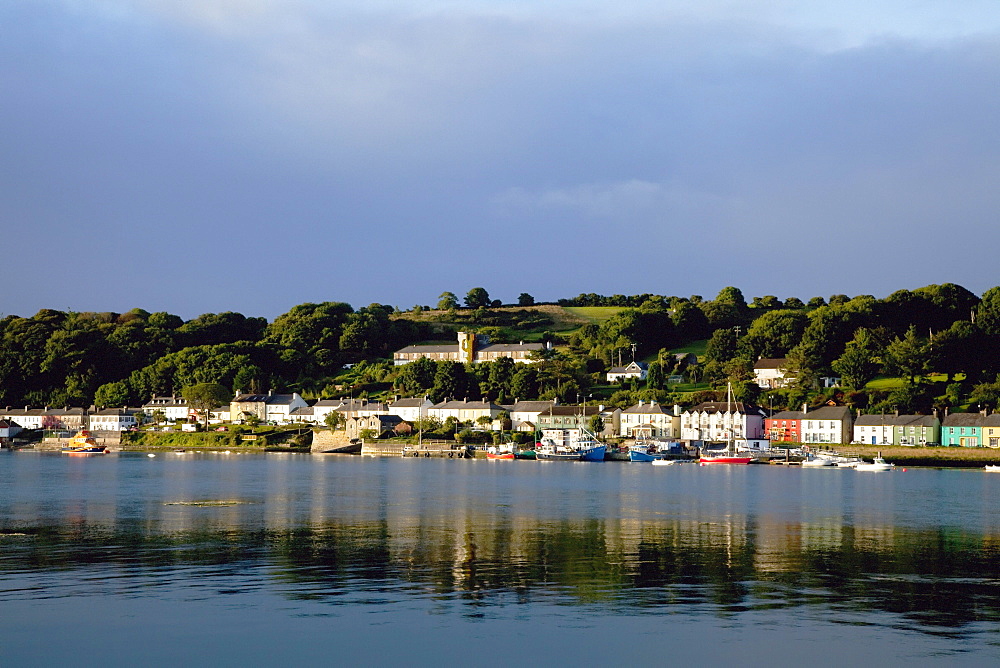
[2,451,1000,666]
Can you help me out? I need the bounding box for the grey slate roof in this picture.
[754,358,788,370]
[942,413,985,427]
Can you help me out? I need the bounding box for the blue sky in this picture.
[3,1,1000,319]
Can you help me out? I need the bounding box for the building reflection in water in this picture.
[1,455,1000,636]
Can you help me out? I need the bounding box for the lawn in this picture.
[561,307,622,325]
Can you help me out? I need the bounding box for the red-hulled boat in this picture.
[698,383,752,465]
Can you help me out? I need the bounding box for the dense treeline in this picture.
[4,283,1000,415]
[0,303,428,408]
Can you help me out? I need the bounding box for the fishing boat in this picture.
[577,433,607,462]
[535,438,583,461]
[61,430,107,455]
[629,436,671,462]
[854,452,895,472]
[514,449,536,460]
[699,383,753,465]
[485,443,516,460]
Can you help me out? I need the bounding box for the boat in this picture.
[514,449,536,460]
[61,430,107,455]
[485,444,516,460]
[628,436,674,462]
[630,447,667,462]
[801,454,837,467]
[984,465,1000,472]
[699,383,753,465]
[535,438,583,461]
[650,458,679,466]
[575,431,607,462]
[854,452,895,472]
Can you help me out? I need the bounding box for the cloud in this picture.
[3,2,1000,316]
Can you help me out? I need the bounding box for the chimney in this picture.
[674,404,681,416]
[638,400,643,407]
[802,403,807,415]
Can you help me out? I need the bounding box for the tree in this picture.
[518,293,535,307]
[181,382,232,430]
[831,328,882,389]
[324,411,344,430]
[884,326,930,384]
[589,413,605,435]
[94,381,129,408]
[151,409,166,426]
[464,287,491,309]
[437,292,459,310]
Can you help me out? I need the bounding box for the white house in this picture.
[0,419,22,441]
[387,396,433,422]
[231,391,309,424]
[89,408,138,431]
[606,361,648,383]
[753,358,790,389]
[507,400,556,432]
[798,405,852,445]
[680,401,767,441]
[0,407,45,430]
[429,399,505,425]
[620,401,681,439]
[142,395,191,422]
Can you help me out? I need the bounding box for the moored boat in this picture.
[698,383,753,465]
[61,430,107,455]
[855,453,895,472]
[985,465,1000,472]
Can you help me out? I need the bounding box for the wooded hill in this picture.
[3,283,1000,415]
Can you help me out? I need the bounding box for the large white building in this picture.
[680,401,767,441]
[620,401,681,439]
[394,331,547,366]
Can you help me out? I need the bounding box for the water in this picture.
[2,451,1000,666]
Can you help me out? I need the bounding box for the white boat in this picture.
[801,454,837,467]
[855,453,895,472]
[650,458,678,466]
[985,465,1000,472]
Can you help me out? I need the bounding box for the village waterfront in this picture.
[2,452,1000,665]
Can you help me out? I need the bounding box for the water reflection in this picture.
[2,453,1000,641]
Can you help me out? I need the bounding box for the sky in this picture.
[3,1,1000,320]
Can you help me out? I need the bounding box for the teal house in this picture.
[941,413,983,447]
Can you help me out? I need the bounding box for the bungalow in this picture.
[620,401,681,439]
[942,412,985,447]
[680,401,767,441]
[606,361,648,383]
[288,406,316,423]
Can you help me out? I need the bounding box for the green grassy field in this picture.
[561,307,622,325]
